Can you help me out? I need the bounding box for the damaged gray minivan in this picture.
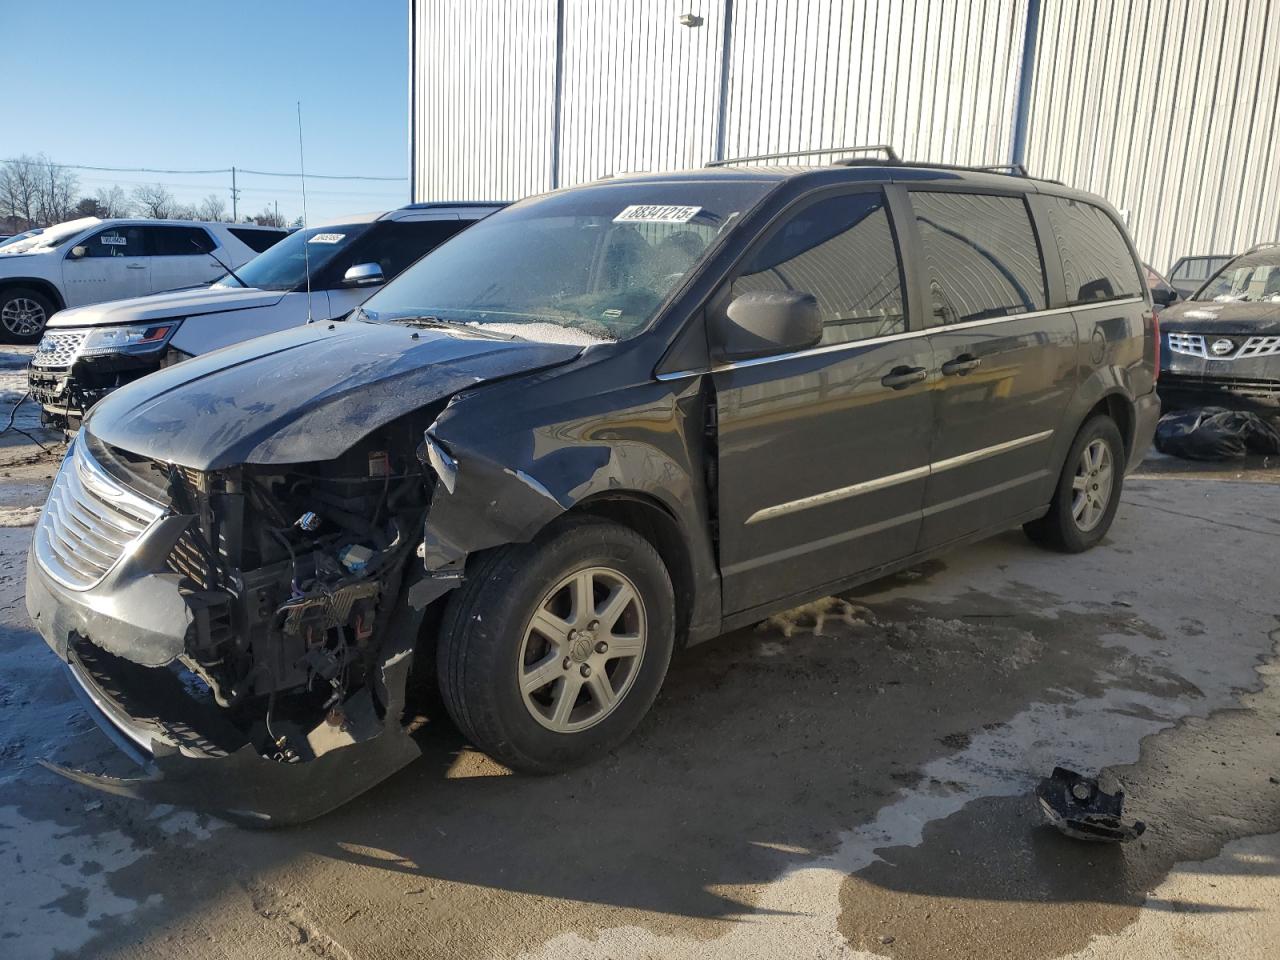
[28,151,1160,823]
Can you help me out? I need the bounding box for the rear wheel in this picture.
[0,287,55,344]
[437,517,675,773]
[1024,415,1124,553]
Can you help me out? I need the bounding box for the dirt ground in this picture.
[0,347,1277,959]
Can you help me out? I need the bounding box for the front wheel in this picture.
[1024,415,1125,553]
[437,517,675,774]
[0,286,55,344]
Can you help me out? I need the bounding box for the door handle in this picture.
[881,365,927,390]
[126,263,146,269]
[941,353,982,376]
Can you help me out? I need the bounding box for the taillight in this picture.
[1151,311,1160,382]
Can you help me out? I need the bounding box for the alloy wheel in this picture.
[518,565,648,733]
[0,297,46,338]
[1071,438,1114,533]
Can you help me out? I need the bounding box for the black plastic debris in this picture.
[1154,407,1280,461]
[1035,767,1147,843]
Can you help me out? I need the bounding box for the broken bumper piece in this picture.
[40,648,423,828]
[1036,766,1147,843]
[27,544,427,827]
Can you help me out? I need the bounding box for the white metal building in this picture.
[410,0,1280,272]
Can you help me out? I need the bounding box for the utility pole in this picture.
[230,166,240,221]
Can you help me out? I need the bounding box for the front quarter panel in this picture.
[418,356,721,640]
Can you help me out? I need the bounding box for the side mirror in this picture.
[709,290,822,363]
[68,245,87,260]
[342,262,384,287]
[1151,286,1178,307]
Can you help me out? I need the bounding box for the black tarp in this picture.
[1154,407,1280,461]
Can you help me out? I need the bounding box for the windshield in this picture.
[213,223,369,291]
[0,218,97,255]
[357,180,774,342]
[1195,250,1280,303]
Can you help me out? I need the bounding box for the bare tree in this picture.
[131,183,178,219]
[171,201,198,221]
[196,193,228,221]
[248,205,288,228]
[0,155,43,228]
[93,185,131,219]
[34,155,79,225]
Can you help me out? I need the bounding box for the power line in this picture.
[1,158,406,182]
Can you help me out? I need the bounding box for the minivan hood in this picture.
[85,321,583,470]
[48,286,289,329]
[1160,300,1280,334]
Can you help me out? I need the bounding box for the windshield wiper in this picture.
[383,314,520,340]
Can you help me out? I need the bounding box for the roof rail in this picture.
[974,163,1030,177]
[707,144,901,167]
[1246,241,1280,253]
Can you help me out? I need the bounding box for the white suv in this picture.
[29,203,503,428]
[0,218,286,343]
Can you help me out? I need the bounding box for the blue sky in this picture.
[0,0,409,223]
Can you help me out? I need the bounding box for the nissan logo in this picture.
[1211,338,1235,356]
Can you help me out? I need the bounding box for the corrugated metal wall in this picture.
[410,0,558,199]
[412,0,1280,272]
[1023,0,1280,271]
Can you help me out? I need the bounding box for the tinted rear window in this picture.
[230,227,287,253]
[147,225,216,256]
[911,191,1047,324]
[1043,197,1142,304]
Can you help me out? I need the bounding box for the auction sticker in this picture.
[613,205,701,224]
[100,234,127,245]
[308,233,346,244]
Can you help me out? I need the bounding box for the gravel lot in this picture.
[0,345,1277,959]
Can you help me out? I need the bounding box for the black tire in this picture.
[437,517,675,774]
[0,286,56,344]
[1024,415,1125,553]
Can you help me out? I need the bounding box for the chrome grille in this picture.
[1167,331,1280,361]
[1236,335,1280,358]
[34,441,166,590]
[1167,332,1207,358]
[32,330,87,368]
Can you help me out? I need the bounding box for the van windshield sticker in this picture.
[613,205,701,224]
[308,233,345,244]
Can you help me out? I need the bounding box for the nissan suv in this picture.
[27,152,1159,824]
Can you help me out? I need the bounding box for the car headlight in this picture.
[79,320,183,358]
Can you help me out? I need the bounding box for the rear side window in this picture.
[320,220,470,288]
[146,226,216,256]
[229,227,287,253]
[80,226,147,258]
[1043,197,1143,303]
[732,191,906,344]
[911,192,1047,325]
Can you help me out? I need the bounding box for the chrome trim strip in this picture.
[724,509,919,576]
[744,429,1055,524]
[655,297,1145,381]
[746,465,930,524]
[65,658,162,760]
[929,429,1055,474]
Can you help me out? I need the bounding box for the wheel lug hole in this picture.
[562,656,572,670]
[588,620,600,631]
[595,641,608,654]
[579,664,591,678]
